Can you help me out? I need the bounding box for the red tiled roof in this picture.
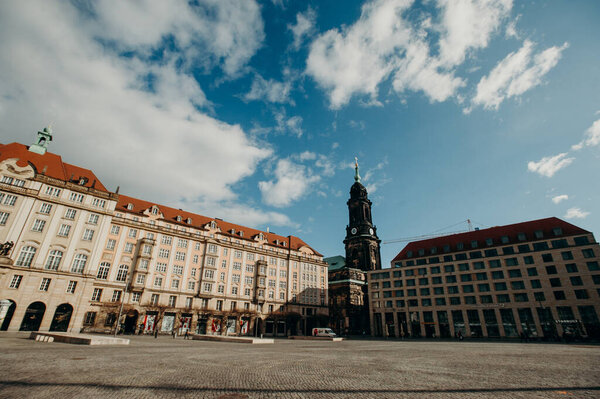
[0,142,108,192]
[117,194,322,256]
[392,217,590,263]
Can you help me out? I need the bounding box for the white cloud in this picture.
[186,199,297,228]
[572,119,600,150]
[527,153,574,177]
[306,0,513,109]
[289,7,317,50]
[90,0,264,77]
[437,0,513,67]
[564,207,590,220]
[472,40,568,110]
[244,74,293,104]
[551,194,569,204]
[258,158,320,207]
[273,111,304,138]
[0,1,301,228]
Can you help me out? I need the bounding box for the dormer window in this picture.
[456,242,464,250]
[282,242,286,247]
[430,247,437,254]
[239,231,244,237]
[418,249,424,256]
[517,233,526,241]
[176,216,182,222]
[553,227,562,236]
[485,238,493,246]
[186,218,192,225]
[230,229,236,235]
[151,206,158,215]
[258,233,265,241]
[471,240,478,249]
[78,177,88,186]
[126,203,133,210]
[534,230,543,239]
[210,221,217,229]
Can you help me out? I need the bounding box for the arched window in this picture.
[126,203,133,210]
[176,216,182,222]
[116,264,129,282]
[97,262,110,279]
[71,254,88,273]
[186,218,192,224]
[210,221,217,229]
[16,246,37,267]
[45,250,63,270]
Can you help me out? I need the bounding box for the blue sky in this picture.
[1,0,599,266]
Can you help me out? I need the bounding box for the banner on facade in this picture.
[241,320,248,335]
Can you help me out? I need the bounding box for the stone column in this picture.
[0,299,12,328]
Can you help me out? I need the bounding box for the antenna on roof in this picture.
[115,186,120,194]
[467,219,473,232]
[91,179,96,188]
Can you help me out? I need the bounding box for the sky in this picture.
[1,0,599,267]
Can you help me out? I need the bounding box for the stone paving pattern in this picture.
[0,332,599,398]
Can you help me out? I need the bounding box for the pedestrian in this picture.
[172,328,176,339]
[457,330,463,341]
[184,329,189,340]
[154,328,158,339]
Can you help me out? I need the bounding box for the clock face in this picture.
[351,227,357,235]
[369,228,374,235]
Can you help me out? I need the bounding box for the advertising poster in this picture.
[162,314,175,332]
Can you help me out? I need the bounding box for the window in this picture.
[132,292,141,302]
[206,257,216,267]
[142,245,152,255]
[523,256,534,265]
[503,247,515,255]
[69,192,84,203]
[484,249,498,257]
[494,282,507,291]
[450,297,460,305]
[574,236,589,245]
[109,225,120,235]
[232,286,238,295]
[530,280,542,289]
[31,219,46,232]
[478,283,490,292]
[65,280,77,294]
[105,239,116,250]
[193,255,199,264]
[445,276,456,283]
[171,279,179,289]
[216,300,223,311]
[517,244,530,253]
[2,194,17,206]
[16,246,37,267]
[91,288,103,301]
[172,265,183,275]
[39,203,52,214]
[205,269,214,279]
[175,252,186,261]
[136,274,146,285]
[583,249,596,258]
[514,293,528,302]
[542,253,553,262]
[83,312,96,326]
[549,278,562,287]
[177,238,188,248]
[0,211,8,226]
[553,291,566,300]
[203,283,213,292]
[588,261,600,271]
[505,258,518,266]
[111,290,122,302]
[489,260,501,268]
[154,277,163,287]
[9,275,23,289]
[161,235,172,245]
[527,267,538,276]
[159,249,170,258]
[534,292,545,301]
[45,186,62,197]
[491,271,504,279]
[69,254,88,274]
[116,264,128,281]
[511,281,525,290]
[150,294,159,305]
[575,289,589,299]
[187,280,195,290]
[462,285,474,293]
[476,272,487,281]
[97,262,110,279]
[91,198,106,208]
[82,229,94,241]
[156,262,167,273]
[497,294,510,303]
[570,276,583,286]
[88,214,99,225]
[545,265,557,274]
[234,250,242,258]
[460,274,472,282]
[508,269,522,278]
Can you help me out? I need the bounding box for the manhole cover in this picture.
[218,394,248,399]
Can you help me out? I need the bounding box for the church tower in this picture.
[343,159,382,271]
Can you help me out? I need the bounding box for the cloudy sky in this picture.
[1,0,599,265]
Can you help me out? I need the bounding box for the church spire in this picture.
[354,157,361,183]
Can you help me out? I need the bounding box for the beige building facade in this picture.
[368,218,600,340]
[0,132,328,336]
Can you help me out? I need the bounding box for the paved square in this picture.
[0,332,599,398]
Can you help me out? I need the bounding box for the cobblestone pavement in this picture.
[0,332,599,399]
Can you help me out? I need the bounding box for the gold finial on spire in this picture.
[354,157,361,182]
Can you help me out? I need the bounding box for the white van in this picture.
[312,328,337,337]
